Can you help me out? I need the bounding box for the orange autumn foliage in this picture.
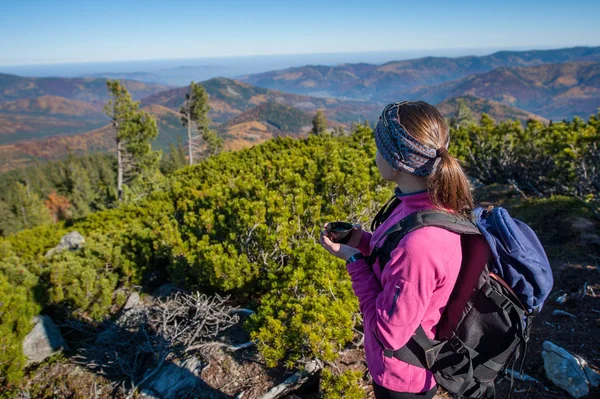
[44,191,72,222]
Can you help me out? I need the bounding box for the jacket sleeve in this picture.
[346,231,445,350]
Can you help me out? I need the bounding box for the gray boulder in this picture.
[571,218,600,246]
[22,315,68,365]
[142,357,202,399]
[122,291,141,311]
[116,292,142,326]
[45,231,85,257]
[542,340,600,398]
[96,292,143,343]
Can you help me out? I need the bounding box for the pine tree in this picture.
[175,135,187,167]
[451,98,475,128]
[105,80,160,201]
[160,136,189,175]
[311,109,328,136]
[11,182,52,230]
[0,201,14,236]
[180,81,217,164]
[203,129,224,157]
[64,160,93,218]
[332,126,346,137]
[161,143,181,175]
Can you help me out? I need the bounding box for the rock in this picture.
[542,341,600,398]
[115,292,142,327]
[45,231,85,257]
[583,364,600,388]
[123,292,140,311]
[572,218,595,231]
[22,315,68,365]
[143,357,202,399]
[571,218,600,246]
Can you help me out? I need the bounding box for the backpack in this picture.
[367,197,554,398]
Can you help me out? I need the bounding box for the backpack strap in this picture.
[368,209,480,270]
[383,325,438,369]
[369,209,484,395]
[371,195,402,232]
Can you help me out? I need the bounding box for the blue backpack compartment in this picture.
[474,206,554,314]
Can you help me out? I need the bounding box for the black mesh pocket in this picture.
[432,277,525,396]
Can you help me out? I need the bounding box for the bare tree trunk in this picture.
[187,85,194,165]
[117,138,123,202]
[187,111,193,165]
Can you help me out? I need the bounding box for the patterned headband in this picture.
[374,101,448,176]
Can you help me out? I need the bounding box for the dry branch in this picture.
[61,291,245,397]
[258,359,323,399]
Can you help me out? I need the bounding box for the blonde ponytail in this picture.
[428,150,474,216]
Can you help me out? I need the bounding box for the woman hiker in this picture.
[320,101,474,399]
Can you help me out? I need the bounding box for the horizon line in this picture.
[2,43,598,68]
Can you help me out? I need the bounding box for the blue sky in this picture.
[1,0,599,66]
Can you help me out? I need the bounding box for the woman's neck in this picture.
[394,173,428,195]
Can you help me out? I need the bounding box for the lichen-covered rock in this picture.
[22,315,68,365]
[542,340,600,398]
[44,231,85,257]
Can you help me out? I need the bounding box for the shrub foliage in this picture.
[1,112,599,389]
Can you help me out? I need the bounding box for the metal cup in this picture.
[326,222,355,244]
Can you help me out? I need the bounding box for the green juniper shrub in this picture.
[320,368,365,399]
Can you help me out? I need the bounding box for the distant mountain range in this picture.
[141,77,379,124]
[0,73,170,102]
[407,61,600,121]
[238,46,600,102]
[1,46,599,172]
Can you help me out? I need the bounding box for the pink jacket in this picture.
[346,190,463,393]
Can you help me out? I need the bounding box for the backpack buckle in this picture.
[483,283,513,312]
[449,338,466,354]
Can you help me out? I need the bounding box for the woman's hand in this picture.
[344,224,363,248]
[320,226,361,261]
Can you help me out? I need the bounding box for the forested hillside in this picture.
[436,96,549,125]
[1,112,599,397]
[0,103,188,173]
[0,77,376,171]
